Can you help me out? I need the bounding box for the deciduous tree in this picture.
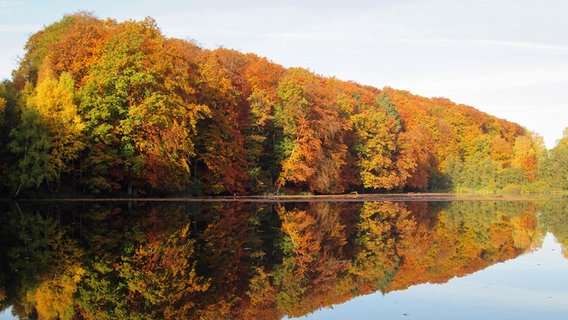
[32,72,84,188]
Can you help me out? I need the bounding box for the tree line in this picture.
[0,13,566,197]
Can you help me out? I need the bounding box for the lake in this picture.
[0,198,567,319]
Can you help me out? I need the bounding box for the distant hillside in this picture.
[0,13,550,196]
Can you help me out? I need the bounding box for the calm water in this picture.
[0,199,567,319]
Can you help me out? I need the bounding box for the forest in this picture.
[0,12,566,197]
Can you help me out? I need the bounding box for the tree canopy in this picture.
[0,13,562,197]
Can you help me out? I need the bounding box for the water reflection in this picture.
[300,232,568,320]
[0,200,566,319]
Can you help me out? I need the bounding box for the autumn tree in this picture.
[42,12,110,86]
[0,204,86,319]
[351,95,406,190]
[243,267,279,319]
[274,69,350,193]
[26,241,84,320]
[0,88,5,134]
[194,48,251,194]
[79,18,209,192]
[196,203,254,316]
[5,13,545,196]
[244,55,286,191]
[512,133,546,182]
[31,72,84,188]
[12,14,79,89]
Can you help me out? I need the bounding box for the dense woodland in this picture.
[0,13,567,197]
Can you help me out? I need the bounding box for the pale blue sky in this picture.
[1,0,567,147]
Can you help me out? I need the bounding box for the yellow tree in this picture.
[351,105,401,189]
[512,133,546,182]
[32,72,85,187]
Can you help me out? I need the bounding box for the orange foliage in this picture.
[8,12,538,195]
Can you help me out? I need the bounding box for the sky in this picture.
[1,0,567,148]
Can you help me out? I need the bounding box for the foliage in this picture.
[31,72,85,187]
[119,224,210,318]
[542,128,568,191]
[1,13,563,196]
[8,93,51,196]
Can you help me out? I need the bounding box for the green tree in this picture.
[544,128,568,191]
[377,93,401,131]
[80,18,208,193]
[0,81,20,192]
[78,19,158,192]
[8,88,50,197]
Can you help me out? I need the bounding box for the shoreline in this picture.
[1,192,542,203]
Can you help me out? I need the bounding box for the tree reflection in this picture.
[539,200,568,257]
[0,203,85,319]
[349,202,410,294]
[274,202,352,317]
[0,199,562,319]
[390,201,539,292]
